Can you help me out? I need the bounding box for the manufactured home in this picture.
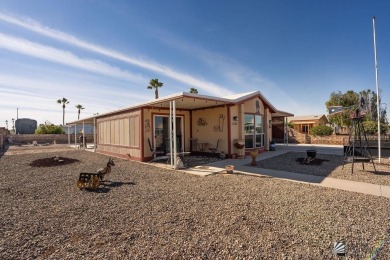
[68,91,292,161]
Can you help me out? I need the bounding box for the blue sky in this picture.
[0,0,389,127]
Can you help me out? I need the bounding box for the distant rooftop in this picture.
[288,115,328,122]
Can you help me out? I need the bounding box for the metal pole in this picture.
[173,100,177,168]
[82,121,85,149]
[68,125,70,146]
[373,16,381,162]
[169,101,173,167]
[94,117,96,153]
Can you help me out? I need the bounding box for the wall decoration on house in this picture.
[256,100,261,114]
[213,114,225,132]
[144,119,150,132]
[197,117,208,126]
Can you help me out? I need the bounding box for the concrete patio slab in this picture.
[380,185,390,198]
[180,165,224,177]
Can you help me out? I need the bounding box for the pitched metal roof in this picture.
[67,91,280,125]
[288,115,328,122]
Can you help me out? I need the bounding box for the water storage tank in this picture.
[15,118,38,134]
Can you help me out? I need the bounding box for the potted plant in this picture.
[225,165,234,174]
[250,150,258,166]
[234,140,244,149]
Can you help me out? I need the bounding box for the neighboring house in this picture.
[68,91,292,162]
[288,115,329,134]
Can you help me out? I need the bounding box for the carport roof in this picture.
[67,91,278,125]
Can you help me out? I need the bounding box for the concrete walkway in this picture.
[182,144,390,199]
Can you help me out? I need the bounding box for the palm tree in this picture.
[75,104,85,120]
[147,78,163,99]
[57,97,69,125]
[189,88,198,94]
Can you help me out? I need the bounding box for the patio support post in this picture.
[169,101,173,167]
[82,121,85,149]
[74,123,77,148]
[93,117,96,152]
[169,100,177,169]
[284,117,289,146]
[173,100,177,168]
[67,125,70,147]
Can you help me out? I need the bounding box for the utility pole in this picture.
[372,16,381,163]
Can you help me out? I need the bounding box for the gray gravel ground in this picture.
[1,148,389,259]
[252,152,390,186]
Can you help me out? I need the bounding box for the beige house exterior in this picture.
[69,91,290,162]
[288,115,329,134]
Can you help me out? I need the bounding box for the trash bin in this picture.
[269,140,276,151]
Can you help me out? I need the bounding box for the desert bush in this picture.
[310,125,333,136]
[35,124,65,134]
[363,121,389,134]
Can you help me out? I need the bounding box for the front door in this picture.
[153,115,183,153]
[244,114,264,148]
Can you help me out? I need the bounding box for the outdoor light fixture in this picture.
[233,116,238,121]
[5,120,8,130]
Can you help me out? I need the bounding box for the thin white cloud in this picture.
[0,12,231,96]
[0,72,152,120]
[0,33,146,84]
[0,73,149,101]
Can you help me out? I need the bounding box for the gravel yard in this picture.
[252,152,390,186]
[1,147,389,259]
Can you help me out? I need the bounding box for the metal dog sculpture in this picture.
[76,158,115,190]
[97,158,115,181]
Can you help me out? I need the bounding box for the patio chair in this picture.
[208,139,220,154]
[148,138,165,159]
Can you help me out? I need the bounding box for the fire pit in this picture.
[307,149,317,159]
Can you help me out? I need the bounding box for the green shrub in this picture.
[35,124,65,134]
[363,121,389,134]
[310,125,333,136]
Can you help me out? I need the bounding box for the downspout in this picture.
[189,110,193,152]
[140,108,144,161]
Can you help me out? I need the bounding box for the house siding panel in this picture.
[96,111,141,157]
